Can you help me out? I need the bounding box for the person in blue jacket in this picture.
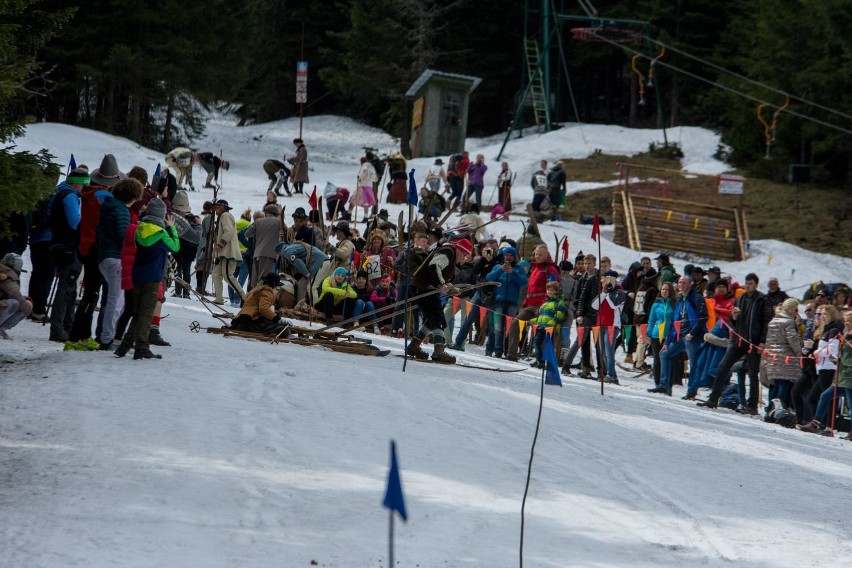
[645,281,675,388]
[649,276,708,395]
[484,246,527,358]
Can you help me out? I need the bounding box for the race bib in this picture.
[364,255,382,278]
[534,174,547,187]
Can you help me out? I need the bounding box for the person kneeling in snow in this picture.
[230,271,291,337]
[0,253,33,339]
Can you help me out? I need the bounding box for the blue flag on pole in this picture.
[407,169,418,206]
[543,334,562,386]
[382,440,408,521]
[154,163,161,178]
[68,154,76,172]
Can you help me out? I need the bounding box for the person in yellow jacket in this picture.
[316,267,361,327]
[212,199,245,305]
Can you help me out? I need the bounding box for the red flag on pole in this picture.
[590,213,600,242]
[561,237,569,263]
[308,187,318,211]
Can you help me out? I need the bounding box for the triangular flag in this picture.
[623,325,633,344]
[639,324,647,342]
[545,326,554,337]
[561,237,569,263]
[674,320,682,340]
[517,319,525,339]
[382,440,407,521]
[577,325,586,347]
[543,334,562,386]
[69,154,77,172]
[452,296,461,313]
[308,187,318,211]
[590,213,600,242]
[479,306,487,327]
[154,163,161,178]
[531,323,538,336]
[592,326,599,343]
[658,323,665,341]
[608,325,615,343]
[407,169,418,206]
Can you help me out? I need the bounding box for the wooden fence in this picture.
[612,191,749,261]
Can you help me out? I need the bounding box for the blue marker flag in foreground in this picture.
[69,154,76,171]
[407,169,418,206]
[154,163,161,178]
[382,440,408,521]
[543,334,562,386]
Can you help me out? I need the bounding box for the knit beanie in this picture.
[145,198,167,219]
[333,267,348,278]
[67,167,90,186]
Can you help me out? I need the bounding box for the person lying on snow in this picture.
[230,271,292,337]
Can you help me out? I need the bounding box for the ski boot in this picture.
[431,344,456,364]
[405,337,429,360]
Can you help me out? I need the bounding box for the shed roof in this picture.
[405,69,483,97]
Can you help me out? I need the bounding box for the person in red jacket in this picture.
[505,244,559,361]
[711,279,735,324]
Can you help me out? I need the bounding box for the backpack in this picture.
[720,384,739,410]
[30,195,53,232]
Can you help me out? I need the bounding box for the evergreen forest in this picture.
[3,0,852,214]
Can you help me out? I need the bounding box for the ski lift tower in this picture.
[498,0,657,159]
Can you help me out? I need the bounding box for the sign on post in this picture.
[717,174,745,195]
[296,61,308,104]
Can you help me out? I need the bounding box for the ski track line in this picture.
[552,428,736,563]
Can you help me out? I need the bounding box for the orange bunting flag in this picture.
[674,320,682,340]
[608,325,615,343]
[592,326,600,343]
[784,356,790,365]
[546,326,554,337]
[452,296,461,314]
[577,325,586,346]
[479,306,487,328]
[531,323,538,337]
[638,324,647,342]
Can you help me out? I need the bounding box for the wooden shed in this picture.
[405,69,481,158]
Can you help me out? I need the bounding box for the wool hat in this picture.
[214,199,232,210]
[90,154,125,187]
[1,252,23,272]
[452,238,474,256]
[692,266,706,275]
[171,190,191,214]
[66,167,91,186]
[145,198,167,219]
[559,260,574,272]
[655,253,670,263]
[378,209,389,220]
[501,245,518,259]
[292,207,308,219]
[333,267,348,277]
[356,270,368,279]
